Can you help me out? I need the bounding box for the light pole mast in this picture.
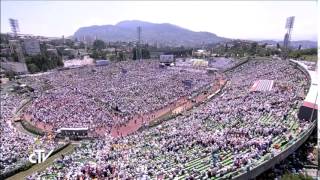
[283,16,295,60]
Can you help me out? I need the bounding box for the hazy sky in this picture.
[1,1,318,41]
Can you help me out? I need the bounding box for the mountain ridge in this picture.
[73,20,317,48]
[73,20,228,47]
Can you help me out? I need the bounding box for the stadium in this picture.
[1,56,318,179]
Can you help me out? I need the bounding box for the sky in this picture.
[1,1,318,41]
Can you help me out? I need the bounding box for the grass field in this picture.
[300,55,318,62]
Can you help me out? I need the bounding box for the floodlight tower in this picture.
[8,18,25,63]
[9,18,20,37]
[283,16,295,59]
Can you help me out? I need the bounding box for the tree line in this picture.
[89,39,151,61]
[25,44,63,73]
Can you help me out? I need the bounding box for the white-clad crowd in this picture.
[0,92,60,175]
[21,60,217,131]
[26,59,310,179]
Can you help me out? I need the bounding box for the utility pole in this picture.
[137,26,142,60]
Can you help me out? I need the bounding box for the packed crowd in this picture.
[257,128,317,179]
[0,92,59,175]
[20,60,217,130]
[26,89,114,130]
[27,58,312,179]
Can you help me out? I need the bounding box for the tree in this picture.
[109,54,117,61]
[27,63,40,73]
[270,49,280,56]
[93,40,106,50]
[249,42,258,55]
[141,48,150,59]
[0,33,9,44]
[25,51,63,74]
[12,52,19,62]
[132,48,150,60]
[57,57,64,66]
[68,54,75,59]
[65,39,75,48]
[261,43,267,48]
[79,42,85,49]
[301,48,317,55]
[40,43,47,55]
[117,51,126,61]
[90,50,107,60]
[132,48,137,60]
[288,51,301,58]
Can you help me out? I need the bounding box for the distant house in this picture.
[265,44,276,49]
[105,48,116,53]
[1,61,29,74]
[47,48,58,56]
[23,38,41,56]
[160,55,174,64]
[64,48,77,56]
[62,48,78,60]
[0,48,10,56]
[192,49,210,57]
